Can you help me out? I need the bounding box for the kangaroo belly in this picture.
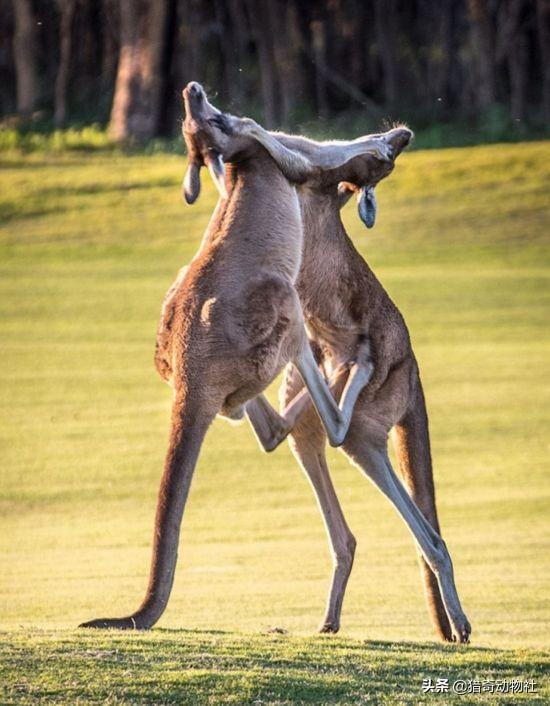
[213,276,301,415]
[222,274,297,351]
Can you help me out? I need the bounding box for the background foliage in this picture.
[1,0,549,146]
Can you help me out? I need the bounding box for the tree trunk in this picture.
[375,0,398,106]
[537,0,550,123]
[502,0,528,122]
[174,0,202,97]
[101,0,119,86]
[311,19,329,120]
[54,0,76,128]
[245,0,278,127]
[108,0,171,141]
[439,0,461,111]
[11,0,38,116]
[468,0,497,110]
[265,0,301,125]
[226,0,248,102]
[285,3,306,114]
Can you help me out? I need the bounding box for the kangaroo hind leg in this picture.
[293,436,356,633]
[80,394,216,630]
[344,436,471,644]
[392,382,454,642]
[282,364,356,633]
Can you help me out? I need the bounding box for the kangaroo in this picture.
[79,82,390,630]
[212,114,471,643]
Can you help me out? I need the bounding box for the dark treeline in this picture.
[1,0,549,141]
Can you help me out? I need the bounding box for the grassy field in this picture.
[1,141,549,703]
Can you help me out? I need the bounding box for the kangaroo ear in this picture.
[183,160,201,204]
[357,186,377,228]
[205,151,228,200]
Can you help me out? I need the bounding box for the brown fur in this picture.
[231,121,471,642]
[77,83,390,629]
[285,182,453,637]
[79,83,349,630]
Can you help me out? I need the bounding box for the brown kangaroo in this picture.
[79,82,390,630]
[213,115,471,643]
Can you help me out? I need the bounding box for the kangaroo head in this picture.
[181,82,228,204]
[335,127,412,228]
[182,82,275,203]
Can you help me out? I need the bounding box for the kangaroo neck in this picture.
[295,186,378,323]
[298,187,350,267]
[199,152,303,283]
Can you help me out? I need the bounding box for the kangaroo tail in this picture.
[392,374,453,642]
[80,392,213,630]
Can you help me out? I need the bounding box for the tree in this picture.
[11,0,38,116]
[1,0,548,137]
[375,0,398,106]
[537,0,550,123]
[439,0,461,111]
[225,0,248,104]
[501,0,528,122]
[246,0,278,127]
[310,18,329,120]
[468,0,498,110]
[109,0,172,141]
[54,0,76,128]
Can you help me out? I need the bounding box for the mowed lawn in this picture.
[0,142,549,704]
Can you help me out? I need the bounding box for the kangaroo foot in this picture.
[79,614,149,630]
[319,619,340,634]
[449,614,471,644]
[263,415,292,452]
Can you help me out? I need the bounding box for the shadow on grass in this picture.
[1,629,547,705]
[0,178,178,225]
[36,179,177,198]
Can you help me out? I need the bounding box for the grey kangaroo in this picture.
[79,82,390,630]
[209,113,471,644]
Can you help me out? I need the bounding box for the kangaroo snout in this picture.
[182,82,206,119]
[183,81,204,99]
[385,127,413,157]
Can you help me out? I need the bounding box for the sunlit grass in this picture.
[0,125,114,153]
[1,631,548,705]
[0,141,549,703]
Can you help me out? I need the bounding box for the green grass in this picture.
[1,632,548,705]
[0,124,115,153]
[1,142,549,703]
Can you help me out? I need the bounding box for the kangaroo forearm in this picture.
[245,123,315,182]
